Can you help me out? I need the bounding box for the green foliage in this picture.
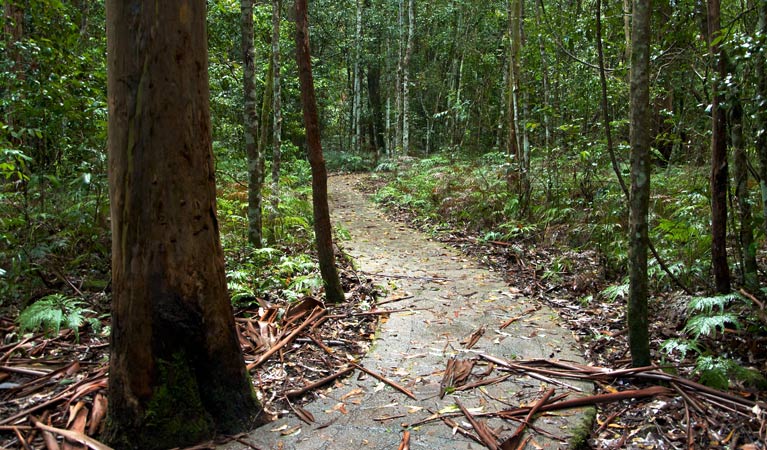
[661,293,764,390]
[600,281,629,302]
[18,294,98,341]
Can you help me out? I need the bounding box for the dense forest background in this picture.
[2,0,767,447]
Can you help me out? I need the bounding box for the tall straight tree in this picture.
[628,0,651,367]
[270,0,282,243]
[708,0,730,293]
[352,0,363,154]
[756,0,767,238]
[294,0,345,304]
[105,1,262,448]
[242,0,264,248]
[402,0,414,154]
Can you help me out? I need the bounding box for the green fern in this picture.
[660,338,701,359]
[600,281,629,302]
[686,293,738,315]
[18,294,95,341]
[683,313,740,339]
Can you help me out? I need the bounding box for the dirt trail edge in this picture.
[222,174,594,450]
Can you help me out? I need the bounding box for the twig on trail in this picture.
[426,408,485,445]
[360,271,450,283]
[376,295,415,306]
[499,306,540,329]
[455,399,499,450]
[461,325,485,349]
[0,365,49,376]
[324,307,429,319]
[454,374,511,392]
[500,387,555,449]
[352,363,418,400]
[284,366,355,397]
[246,307,326,371]
[397,430,411,450]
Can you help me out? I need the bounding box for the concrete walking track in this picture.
[222,174,593,450]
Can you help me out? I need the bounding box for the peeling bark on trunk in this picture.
[294,0,345,304]
[628,0,651,368]
[105,2,262,448]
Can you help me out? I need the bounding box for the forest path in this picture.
[225,174,593,450]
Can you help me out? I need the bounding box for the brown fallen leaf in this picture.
[289,403,315,424]
[461,325,485,349]
[88,394,107,436]
[63,403,89,450]
[440,357,475,398]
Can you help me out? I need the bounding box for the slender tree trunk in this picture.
[294,0,345,304]
[623,0,632,64]
[628,0,651,367]
[506,0,522,193]
[395,0,404,154]
[270,0,282,244]
[368,64,385,159]
[352,0,363,154]
[243,0,264,248]
[708,0,730,293]
[402,0,414,154]
[756,0,767,238]
[105,2,262,447]
[731,94,757,290]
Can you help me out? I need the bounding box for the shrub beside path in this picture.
[223,174,594,449]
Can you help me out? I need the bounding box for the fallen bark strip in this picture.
[360,271,450,282]
[454,374,511,392]
[352,363,417,400]
[500,387,555,449]
[247,307,326,371]
[32,420,112,450]
[455,399,498,450]
[284,366,355,397]
[0,370,107,426]
[495,386,673,419]
[397,430,410,450]
[0,365,50,376]
[324,307,429,319]
[377,295,415,306]
[500,306,540,330]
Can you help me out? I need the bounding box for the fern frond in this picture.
[686,293,738,314]
[18,294,94,342]
[660,338,701,359]
[683,313,740,339]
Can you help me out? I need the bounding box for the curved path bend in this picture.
[223,174,593,450]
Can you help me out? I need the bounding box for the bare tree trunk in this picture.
[506,0,522,194]
[294,0,345,304]
[628,0,651,368]
[731,93,757,290]
[352,0,363,154]
[395,0,404,154]
[270,0,282,244]
[708,0,730,293]
[243,0,264,248]
[756,0,767,239]
[402,0,414,154]
[105,1,262,447]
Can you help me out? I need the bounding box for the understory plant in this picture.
[18,293,100,341]
[661,293,765,390]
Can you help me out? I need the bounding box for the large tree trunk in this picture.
[628,0,651,368]
[294,0,345,304]
[270,0,282,244]
[243,0,265,248]
[367,63,385,160]
[105,1,262,448]
[708,0,730,293]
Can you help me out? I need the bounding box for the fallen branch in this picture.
[455,399,498,450]
[500,388,555,449]
[352,363,417,400]
[360,271,450,282]
[247,307,325,371]
[284,366,355,397]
